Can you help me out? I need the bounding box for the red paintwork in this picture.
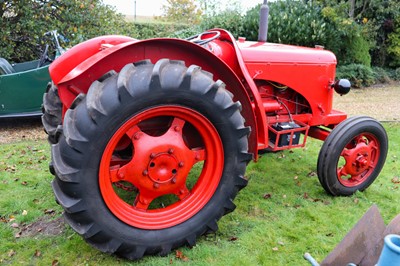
[50,29,347,157]
[337,133,380,187]
[49,35,137,84]
[99,106,223,229]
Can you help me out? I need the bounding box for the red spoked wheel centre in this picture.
[337,133,380,187]
[99,106,224,229]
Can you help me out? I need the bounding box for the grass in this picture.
[0,123,399,265]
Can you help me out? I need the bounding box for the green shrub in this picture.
[336,64,375,88]
[386,67,400,80]
[340,34,371,66]
[387,18,400,68]
[240,1,371,67]
[0,1,138,62]
[169,26,203,39]
[200,9,244,38]
[133,22,189,39]
[372,67,391,83]
[242,1,335,46]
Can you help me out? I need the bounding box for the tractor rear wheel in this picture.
[317,116,388,196]
[42,82,62,144]
[51,59,251,259]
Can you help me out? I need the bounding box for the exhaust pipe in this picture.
[258,0,269,42]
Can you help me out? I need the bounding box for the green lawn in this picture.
[1,123,399,265]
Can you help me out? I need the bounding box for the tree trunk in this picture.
[349,0,355,19]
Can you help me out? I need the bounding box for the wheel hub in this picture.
[345,143,371,175]
[147,152,179,183]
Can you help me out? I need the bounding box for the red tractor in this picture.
[42,1,388,260]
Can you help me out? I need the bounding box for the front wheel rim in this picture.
[337,133,380,187]
[99,105,224,229]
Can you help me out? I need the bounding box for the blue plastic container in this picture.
[377,234,400,266]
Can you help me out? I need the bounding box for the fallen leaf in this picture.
[282,194,287,199]
[22,210,28,216]
[323,200,331,205]
[278,153,286,159]
[263,193,272,199]
[21,181,28,186]
[8,250,16,257]
[34,250,41,257]
[307,171,317,177]
[10,223,19,228]
[303,192,309,199]
[44,209,55,215]
[278,241,285,246]
[272,247,279,251]
[229,236,238,241]
[294,176,298,180]
[15,231,21,238]
[52,260,59,266]
[175,250,189,261]
[391,177,400,184]
[354,198,359,204]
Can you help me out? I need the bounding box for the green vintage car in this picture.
[0,31,65,118]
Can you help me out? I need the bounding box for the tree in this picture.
[160,0,202,24]
[0,0,137,62]
[315,0,400,66]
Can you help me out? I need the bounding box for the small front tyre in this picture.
[317,116,388,196]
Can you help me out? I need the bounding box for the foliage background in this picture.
[1,0,399,85]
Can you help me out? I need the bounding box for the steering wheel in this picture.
[37,44,53,67]
[185,31,221,45]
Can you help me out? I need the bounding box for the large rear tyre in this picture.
[51,59,251,259]
[317,116,388,196]
[42,82,62,144]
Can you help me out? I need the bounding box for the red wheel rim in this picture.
[99,106,224,229]
[337,133,380,187]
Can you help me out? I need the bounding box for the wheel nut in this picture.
[178,162,184,168]
[171,178,177,184]
[153,183,160,189]
[142,170,148,176]
[168,148,174,154]
[117,173,125,180]
[134,133,140,140]
[150,153,156,159]
[174,126,180,132]
[195,155,200,160]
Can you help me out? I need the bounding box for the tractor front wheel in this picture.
[317,116,388,196]
[50,59,251,259]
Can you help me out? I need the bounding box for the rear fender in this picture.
[54,34,261,156]
[49,35,137,84]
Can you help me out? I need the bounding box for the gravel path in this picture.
[0,83,398,144]
[0,117,46,144]
[333,83,400,122]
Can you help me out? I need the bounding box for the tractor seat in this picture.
[0,58,16,75]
